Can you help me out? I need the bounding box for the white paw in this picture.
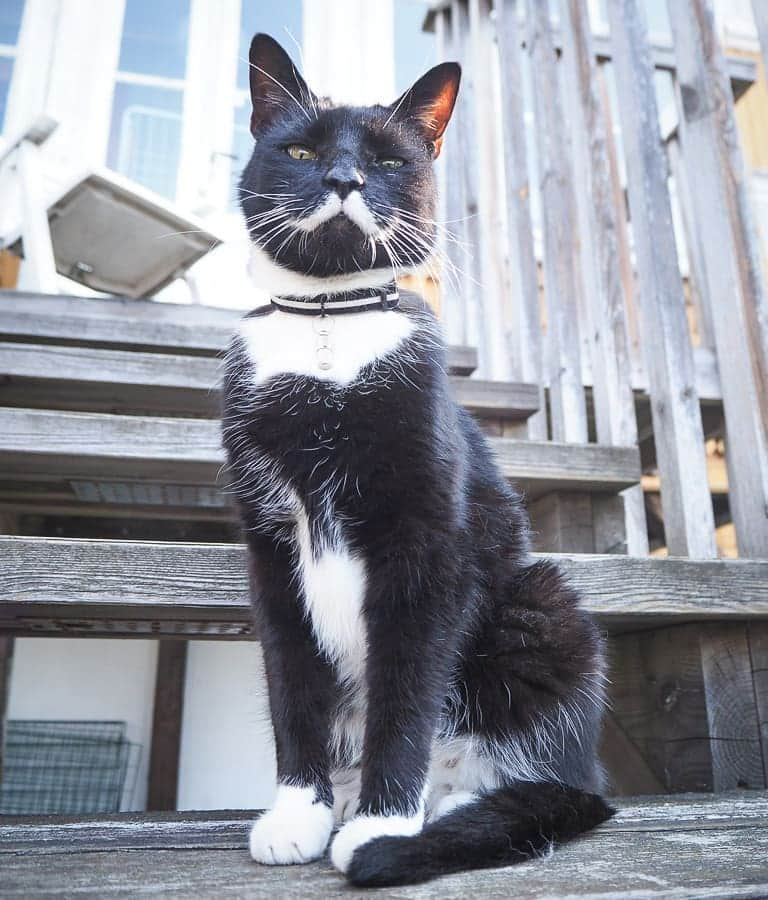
[330,809,424,874]
[429,790,478,820]
[332,767,361,824]
[249,784,333,865]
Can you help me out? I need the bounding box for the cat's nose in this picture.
[324,164,365,199]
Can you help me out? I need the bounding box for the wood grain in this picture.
[1,794,768,897]
[668,0,768,558]
[560,0,647,555]
[607,0,716,558]
[0,342,539,421]
[1,537,767,638]
[493,0,546,440]
[0,292,478,375]
[147,641,187,811]
[0,408,640,499]
[525,0,588,443]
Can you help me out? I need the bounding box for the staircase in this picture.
[2,290,768,897]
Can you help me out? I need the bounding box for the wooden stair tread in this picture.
[0,291,478,375]
[1,536,766,637]
[0,341,538,421]
[0,408,640,511]
[2,792,767,897]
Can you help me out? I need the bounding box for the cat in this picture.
[221,33,613,888]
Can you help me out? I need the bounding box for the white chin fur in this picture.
[330,807,424,874]
[248,242,402,298]
[249,784,333,866]
[341,192,380,236]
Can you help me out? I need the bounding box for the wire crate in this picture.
[0,720,141,815]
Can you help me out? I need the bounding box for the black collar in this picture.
[270,283,399,316]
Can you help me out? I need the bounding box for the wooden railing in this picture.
[429,0,768,561]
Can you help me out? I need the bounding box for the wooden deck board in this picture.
[0,342,538,420]
[0,292,478,375]
[1,793,767,897]
[0,408,640,502]
[1,536,767,637]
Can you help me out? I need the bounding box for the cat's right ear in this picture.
[248,34,316,135]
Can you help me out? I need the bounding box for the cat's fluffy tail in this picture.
[345,781,614,887]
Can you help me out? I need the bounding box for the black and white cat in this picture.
[222,33,613,888]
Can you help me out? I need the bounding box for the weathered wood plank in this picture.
[700,623,766,790]
[493,0,547,440]
[560,0,647,555]
[0,636,13,785]
[0,342,537,420]
[600,711,666,796]
[607,0,716,558]
[467,0,511,380]
[2,794,768,897]
[423,6,759,95]
[434,5,469,346]
[0,408,639,498]
[3,792,768,854]
[667,0,768,558]
[0,292,478,375]
[525,0,587,443]
[147,641,187,812]
[1,537,767,638]
[611,624,766,794]
[747,623,768,785]
[528,492,594,553]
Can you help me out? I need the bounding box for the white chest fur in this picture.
[239,308,415,386]
[294,506,367,686]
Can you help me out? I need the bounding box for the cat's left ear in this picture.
[388,62,461,158]
[248,33,317,135]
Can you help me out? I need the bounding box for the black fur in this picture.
[222,34,613,888]
[347,783,614,887]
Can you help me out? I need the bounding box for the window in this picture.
[229,1,303,208]
[107,0,191,199]
[0,0,24,133]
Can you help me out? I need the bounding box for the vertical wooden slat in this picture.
[560,0,648,555]
[0,637,13,787]
[667,136,716,351]
[607,0,716,558]
[494,0,547,440]
[449,0,483,363]
[468,0,513,380]
[435,6,469,346]
[748,623,768,783]
[451,0,497,377]
[147,640,188,811]
[667,0,768,559]
[525,0,588,443]
[596,64,645,389]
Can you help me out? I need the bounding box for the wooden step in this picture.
[0,291,478,375]
[0,341,538,421]
[0,408,640,519]
[1,793,767,897]
[2,536,766,638]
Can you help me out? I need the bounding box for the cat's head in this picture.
[239,34,460,293]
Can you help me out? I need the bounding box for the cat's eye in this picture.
[286,144,317,161]
[378,157,405,169]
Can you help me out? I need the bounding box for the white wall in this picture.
[6,638,158,811]
[177,641,276,811]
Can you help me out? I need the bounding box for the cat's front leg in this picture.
[330,559,457,874]
[246,539,337,866]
